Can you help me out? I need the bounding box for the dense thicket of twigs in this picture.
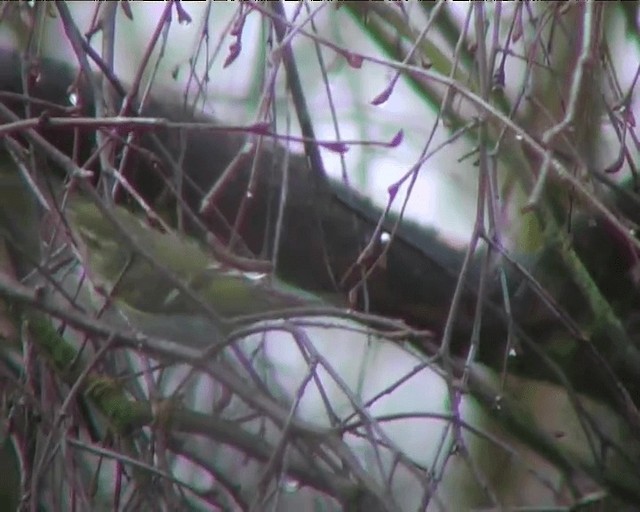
[0,2,639,511]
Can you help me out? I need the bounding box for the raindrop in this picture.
[68,92,78,106]
[282,478,300,493]
[380,231,391,245]
[245,272,267,282]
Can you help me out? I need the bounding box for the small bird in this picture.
[66,199,328,339]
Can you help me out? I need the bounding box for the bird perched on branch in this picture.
[65,197,333,343]
[0,48,506,366]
